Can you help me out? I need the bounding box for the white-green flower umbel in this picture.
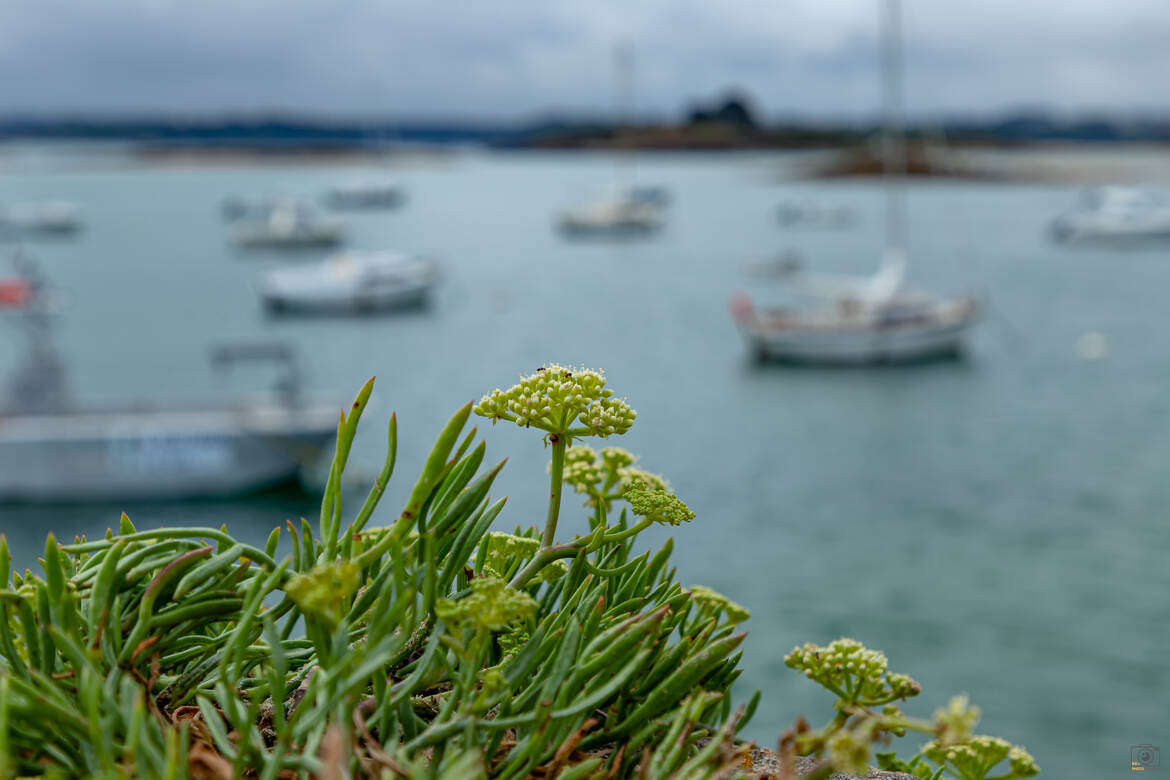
[688,585,751,624]
[435,576,538,634]
[478,532,566,583]
[562,445,605,494]
[784,637,920,706]
[474,364,636,439]
[826,721,876,777]
[923,736,1039,780]
[618,467,668,492]
[934,694,981,745]
[561,444,671,512]
[285,560,361,629]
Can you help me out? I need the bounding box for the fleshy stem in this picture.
[509,519,648,589]
[509,542,582,589]
[542,435,567,548]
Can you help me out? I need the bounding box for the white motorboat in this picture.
[556,197,664,238]
[556,47,668,239]
[257,250,438,314]
[324,181,406,210]
[1050,187,1170,243]
[232,202,344,249]
[776,200,855,228]
[0,260,339,502]
[0,201,83,237]
[731,0,978,365]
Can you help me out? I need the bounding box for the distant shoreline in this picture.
[3,111,1170,152]
[2,136,1169,183]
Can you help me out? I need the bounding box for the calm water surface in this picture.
[1,149,1168,778]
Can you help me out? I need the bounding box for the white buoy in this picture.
[1076,331,1109,361]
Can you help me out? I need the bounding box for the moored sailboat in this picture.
[731,0,978,365]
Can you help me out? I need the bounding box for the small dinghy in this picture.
[556,196,664,238]
[0,201,83,237]
[232,202,344,249]
[1050,187,1170,244]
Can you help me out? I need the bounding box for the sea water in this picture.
[1,148,1167,777]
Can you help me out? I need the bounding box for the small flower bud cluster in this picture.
[933,694,980,745]
[887,672,922,700]
[497,623,531,655]
[1009,746,1039,778]
[880,704,908,737]
[826,723,873,777]
[562,445,604,494]
[923,736,1037,780]
[688,585,751,623]
[618,467,669,493]
[599,447,636,471]
[474,364,635,437]
[581,397,637,437]
[559,446,671,513]
[477,668,507,704]
[479,532,540,578]
[623,484,696,526]
[435,576,537,634]
[285,560,361,628]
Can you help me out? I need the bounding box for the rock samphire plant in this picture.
[0,364,1038,780]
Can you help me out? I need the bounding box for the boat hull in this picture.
[326,190,405,210]
[233,230,344,249]
[738,303,978,366]
[0,405,337,503]
[261,283,432,314]
[1050,219,1170,244]
[557,219,662,238]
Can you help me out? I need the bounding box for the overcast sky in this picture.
[3,0,1169,121]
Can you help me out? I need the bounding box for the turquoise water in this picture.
[2,149,1168,777]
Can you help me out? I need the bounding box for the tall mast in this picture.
[614,41,636,190]
[881,0,908,257]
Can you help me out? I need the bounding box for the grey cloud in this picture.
[0,0,1168,119]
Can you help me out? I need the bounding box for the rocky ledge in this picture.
[741,745,916,780]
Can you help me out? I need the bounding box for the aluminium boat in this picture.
[0,260,339,502]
